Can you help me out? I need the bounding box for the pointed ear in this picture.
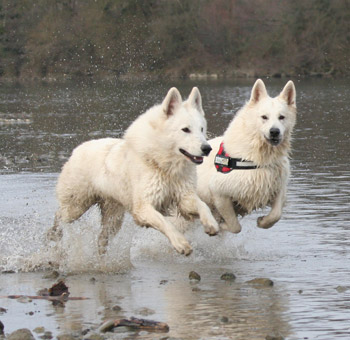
[188,87,204,115]
[280,80,296,107]
[250,79,267,104]
[162,87,182,117]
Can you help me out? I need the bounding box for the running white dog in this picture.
[48,87,219,256]
[197,79,296,233]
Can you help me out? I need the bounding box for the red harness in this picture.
[214,142,258,173]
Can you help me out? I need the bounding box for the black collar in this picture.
[214,142,258,173]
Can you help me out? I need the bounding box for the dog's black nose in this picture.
[201,144,212,156]
[270,128,280,138]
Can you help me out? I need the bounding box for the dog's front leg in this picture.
[133,203,192,255]
[213,194,242,233]
[257,187,286,229]
[179,194,219,236]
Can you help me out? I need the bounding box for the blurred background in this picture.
[1,0,349,81]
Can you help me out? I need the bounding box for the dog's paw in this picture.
[171,233,193,256]
[220,222,241,234]
[257,216,275,229]
[204,221,219,236]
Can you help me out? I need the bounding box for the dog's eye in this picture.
[279,115,285,120]
[201,127,204,132]
[261,115,268,120]
[182,127,191,133]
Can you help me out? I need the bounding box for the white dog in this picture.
[197,79,296,233]
[48,87,219,256]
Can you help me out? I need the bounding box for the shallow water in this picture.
[0,78,349,339]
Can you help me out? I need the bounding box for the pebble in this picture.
[247,278,274,287]
[266,335,284,340]
[39,331,53,339]
[336,286,349,293]
[7,328,35,340]
[136,307,155,316]
[220,316,229,323]
[57,335,76,340]
[33,327,45,334]
[0,307,7,314]
[42,271,60,279]
[189,271,201,281]
[220,272,236,281]
[111,305,122,312]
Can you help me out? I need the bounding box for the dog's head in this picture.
[160,87,211,165]
[248,79,296,147]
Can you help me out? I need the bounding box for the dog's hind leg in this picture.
[213,195,242,233]
[46,198,95,242]
[46,211,63,242]
[257,187,286,229]
[179,193,219,236]
[98,200,125,255]
[133,203,192,256]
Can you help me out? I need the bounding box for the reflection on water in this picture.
[0,78,349,339]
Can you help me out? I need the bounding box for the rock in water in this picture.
[7,329,35,340]
[189,271,201,281]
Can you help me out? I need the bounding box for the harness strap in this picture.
[214,142,257,173]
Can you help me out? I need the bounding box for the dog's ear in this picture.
[280,80,296,107]
[188,87,203,115]
[250,79,267,104]
[162,87,182,117]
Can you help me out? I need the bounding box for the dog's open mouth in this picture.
[266,137,281,146]
[179,148,204,164]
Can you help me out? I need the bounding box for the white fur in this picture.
[48,87,219,256]
[197,79,297,233]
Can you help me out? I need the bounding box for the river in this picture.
[0,78,349,339]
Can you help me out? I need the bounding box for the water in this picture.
[0,78,349,339]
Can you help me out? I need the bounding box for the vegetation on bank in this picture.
[0,0,349,81]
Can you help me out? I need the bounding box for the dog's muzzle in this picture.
[201,144,212,156]
[267,128,281,146]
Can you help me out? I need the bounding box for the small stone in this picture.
[247,278,274,287]
[0,307,7,314]
[112,305,122,312]
[160,280,168,285]
[220,316,229,323]
[298,289,303,294]
[98,320,115,333]
[336,286,349,293]
[192,287,201,292]
[81,329,90,336]
[266,335,284,340]
[7,328,35,340]
[42,270,60,279]
[57,334,76,340]
[220,272,236,281]
[90,277,96,283]
[33,327,45,334]
[189,271,201,281]
[136,307,155,316]
[39,331,53,339]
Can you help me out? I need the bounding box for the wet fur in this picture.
[197,79,297,233]
[48,87,219,256]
